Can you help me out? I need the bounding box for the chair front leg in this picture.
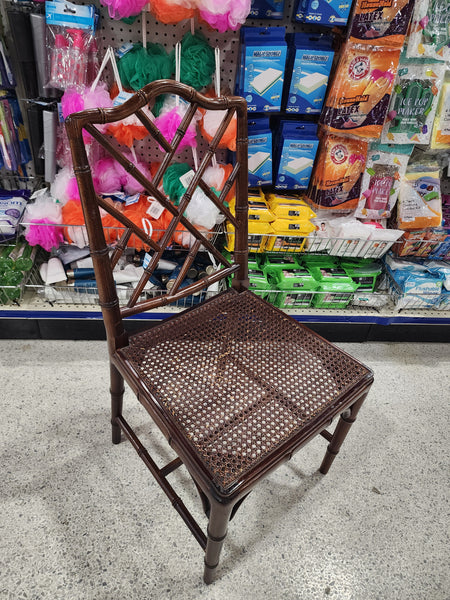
[319,391,369,475]
[203,499,234,584]
[110,362,124,444]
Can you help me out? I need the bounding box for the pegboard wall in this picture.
[94,0,327,164]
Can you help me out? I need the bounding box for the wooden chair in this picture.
[65,80,374,584]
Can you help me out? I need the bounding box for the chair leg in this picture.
[319,392,369,475]
[110,362,124,445]
[203,500,233,584]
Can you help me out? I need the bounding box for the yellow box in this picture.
[265,219,316,253]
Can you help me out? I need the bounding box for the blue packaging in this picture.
[250,0,285,19]
[274,121,319,190]
[238,27,287,112]
[248,117,272,187]
[295,0,351,27]
[284,33,334,115]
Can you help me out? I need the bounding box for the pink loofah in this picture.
[100,0,149,20]
[84,84,114,111]
[154,106,197,152]
[25,219,65,252]
[94,157,124,194]
[198,0,251,32]
[66,177,81,202]
[61,89,85,120]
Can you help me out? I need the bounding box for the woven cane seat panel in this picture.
[118,290,370,491]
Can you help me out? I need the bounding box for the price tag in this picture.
[146,198,165,219]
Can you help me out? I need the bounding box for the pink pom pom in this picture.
[94,157,124,194]
[61,89,85,120]
[198,0,250,31]
[117,152,152,195]
[84,84,114,111]
[100,0,148,19]
[66,177,81,201]
[154,107,197,152]
[25,218,65,252]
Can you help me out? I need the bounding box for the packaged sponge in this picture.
[250,0,285,18]
[238,27,287,112]
[274,121,319,190]
[295,0,352,27]
[248,117,273,188]
[283,33,334,115]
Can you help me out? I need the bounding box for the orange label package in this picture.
[320,43,401,139]
[348,0,415,48]
[307,133,368,210]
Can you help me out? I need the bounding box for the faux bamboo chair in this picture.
[65,80,374,584]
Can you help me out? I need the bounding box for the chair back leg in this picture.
[320,391,369,474]
[110,363,125,445]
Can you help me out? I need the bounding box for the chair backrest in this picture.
[65,80,249,352]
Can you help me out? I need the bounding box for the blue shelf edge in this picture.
[1,308,450,327]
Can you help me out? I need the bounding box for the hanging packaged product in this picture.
[237,27,287,112]
[45,0,98,91]
[347,0,415,48]
[307,133,369,211]
[430,82,450,149]
[283,33,334,115]
[320,43,401,139]
[406,0,450,63]
[355,142,413,219]
[294,0,352,26]
[273,121,319,191]
[397,160,443,230]
[250,0,285,18]
[247,117,273,187]
[381,59,446,145]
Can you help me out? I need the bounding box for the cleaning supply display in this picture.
[430,81,450,149]
[250,0,285,18]
[406,0,450,62]
[248,117,273,187]
[385,252,443,309]
[237,26,287,112]
[320,43,401,139]
[355,142,413,219]
[348,0,415,48]
[397,160,443,230]
[295,0,352,26]
[303,256,359,308]
[307,133,368,211]
[274,121,319,190]
[381,59,446,145]
[283,33,334,115]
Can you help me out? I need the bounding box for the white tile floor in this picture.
[1,339,449,600]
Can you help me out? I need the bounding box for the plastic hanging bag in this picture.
[320,43,401,139]
[397,160,443,230]
[355,142,413,219]
[406,0,450,63]
[381,59,446,145]
[347,0,415,48]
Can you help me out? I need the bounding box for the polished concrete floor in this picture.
[1,339,449,600]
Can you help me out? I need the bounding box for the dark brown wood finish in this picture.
[65,80,373,584]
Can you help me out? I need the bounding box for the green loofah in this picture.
[163,163,191,205]
[152,94,166,117]
[174,31,215,91]
[118,43,173,91]
[121,15,138,25]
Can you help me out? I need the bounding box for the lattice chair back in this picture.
[65,80,249,351]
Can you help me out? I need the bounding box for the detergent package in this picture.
[295,0,352,26]
[355,142,413,219]
[237,27,287,112]
[247,117,273,188]
[250,0,285,18]
[307,133,369,211]
[273,121,319,190]
[397,161,443,230]
[320,43,401,139]
[348,0,416,48]
[381,59,446,145]
[283,33,334,115]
